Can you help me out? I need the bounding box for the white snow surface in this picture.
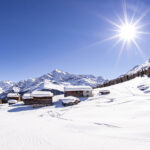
[0,87,3,94]
[42,80,64,91]
[1,77,150,150]
[32,91,53,97]
[64,85,92,91]
[61,96,79,103]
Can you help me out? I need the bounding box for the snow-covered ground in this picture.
[1,76,150,150]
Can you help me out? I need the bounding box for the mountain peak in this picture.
[127,59,150,75]
[52,68,62,73]
[51,69,65,74]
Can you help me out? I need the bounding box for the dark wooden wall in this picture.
[64,91,84,97]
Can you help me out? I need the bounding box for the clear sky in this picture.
[0,0,150,81]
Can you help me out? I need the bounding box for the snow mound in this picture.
[61,96,80,103]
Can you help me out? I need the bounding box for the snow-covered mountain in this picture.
[127,59,150,75]
[0,81,14,94]
[0,69,106,98]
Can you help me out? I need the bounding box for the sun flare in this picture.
[101,0,150,58]
[119,23,137,41]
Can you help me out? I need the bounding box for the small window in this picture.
[86,91,89,93]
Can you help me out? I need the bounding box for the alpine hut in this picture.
[7,93,21,101]
[31,91,53,106]
[99,90,110,95]
[64,86,93,97]
[22,93,34,105]
[61,96,80,106]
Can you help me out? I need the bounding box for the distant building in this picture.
[61,96,80,106]
[22,93,34,105]
[64,86,93,97]
[23,91,54,106]
[8,100,17,105]
[99,90,110,95]
[7,93,21,101]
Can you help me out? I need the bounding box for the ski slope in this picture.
[1,77,150,150]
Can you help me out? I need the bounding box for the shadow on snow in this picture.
[8,104,36,112]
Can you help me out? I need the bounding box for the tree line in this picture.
[96,67,150,88]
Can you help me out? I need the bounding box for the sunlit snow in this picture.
[1,77,150,150]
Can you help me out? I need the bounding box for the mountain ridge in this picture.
[0,69,106,99]
[127,59,150,75]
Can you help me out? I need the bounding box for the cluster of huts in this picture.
[97,67,150,88]
[4,85,94,107]
[6,91,54,107]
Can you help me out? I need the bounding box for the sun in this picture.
[119,23,137,41]
[101,0,150,58]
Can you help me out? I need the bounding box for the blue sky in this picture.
[0,0,150,81]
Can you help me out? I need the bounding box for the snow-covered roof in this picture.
[7,93,19,98]
[8,99,17,103]
[22,93,33,99]
[64,86,92,92]
[42,80,64,91]
[61,96,79,103]
[31,91,53,97]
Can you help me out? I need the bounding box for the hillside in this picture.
[0,76,150,150]
[127,59,150,75]
[98,59,150,88]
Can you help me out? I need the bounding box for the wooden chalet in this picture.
[22,93,34,105]
[7,93,21,101]
[31,91,53,105]
[64,86,93,97]
[23,91,53,105]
